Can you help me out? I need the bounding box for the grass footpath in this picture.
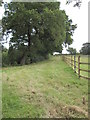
[2,56,88,118]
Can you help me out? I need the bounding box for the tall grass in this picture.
[2,56,88,118]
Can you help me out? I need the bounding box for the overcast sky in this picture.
[60,0,89,53]
[0,0,89,53]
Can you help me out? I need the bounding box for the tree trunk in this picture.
[20,55,26,65]
[28,28,31,48]
[20,28,31,65]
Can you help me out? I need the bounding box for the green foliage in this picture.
[2,50,9,67]
[0,1,2,6]
[64,17,77,46]
[2,2,76,65]
[67,47,77,55]
[80,42,90,55]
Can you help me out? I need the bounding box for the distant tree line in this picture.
[80,42,90,55]
[66,42,90,55]
[1,2,77,66]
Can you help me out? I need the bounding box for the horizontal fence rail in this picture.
[62,55,90,80]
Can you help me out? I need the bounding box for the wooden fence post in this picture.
[63,55,65,62]
[64,55,66,62]
[63,55,65,61]
[62,55,64,61]
[74,55,76,73]
[78,56,80,78]
[64,55,65,62]
[66,55,67,64]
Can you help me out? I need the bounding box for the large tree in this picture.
[2,2,76,65]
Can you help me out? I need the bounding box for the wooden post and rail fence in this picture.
[62,55,90,80]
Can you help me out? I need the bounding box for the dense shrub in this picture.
[2,46,50,67]
[2,51,9,67]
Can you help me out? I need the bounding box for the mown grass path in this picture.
[2,56,88,118]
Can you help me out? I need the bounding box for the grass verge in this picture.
[2,56,88,118]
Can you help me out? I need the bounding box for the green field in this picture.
[1,56,88,118]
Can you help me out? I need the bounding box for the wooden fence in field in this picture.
[62,55,90,80]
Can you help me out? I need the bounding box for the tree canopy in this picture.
[0,3,1,6]
[80,43,90,55]
[67,47,77,55]
[2,2,76,65]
